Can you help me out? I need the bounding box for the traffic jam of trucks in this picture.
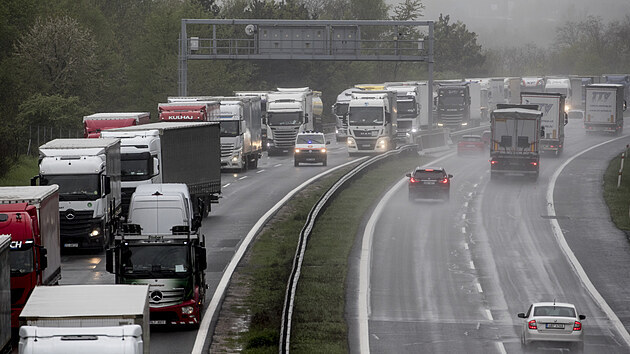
[0,73,627,351]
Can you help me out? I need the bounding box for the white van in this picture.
[19,325,143,354]
[126,183,200,235]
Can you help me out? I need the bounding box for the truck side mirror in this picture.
[564,112,568,126]
[153,157,160,176]
[192,213,202,231]
[196,247,207,271]
[106,248,114,274]
[262,116,267,125]
[105,178,112,196]
[39,247,48,271]
[30,176,39,186]
[541,127,545,137]
[624,100,627,112]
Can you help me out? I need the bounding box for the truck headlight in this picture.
[347,137,356,147]
[376,138,387,148]
[437,123,444,127]
[411,128,417,133]
[232,155,240,162]
[181,306,194,315]
[462,122,468,126]
[90,228,101,237]
[565,104,570,112]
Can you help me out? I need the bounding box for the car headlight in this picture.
[295,148,300,153]
[321,148,326,153]
[90,228,101,237]
[411,128,417,133]
[181,306,194,315]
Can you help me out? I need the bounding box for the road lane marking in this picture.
[469,261,475,269]
[461,227,466,234]
[464,201,468,207]
[485,309,493,321]
[238,176,248,180]
[222,183,231,188]
[274,164,282,167]
[358,152,455,354]
[547,135,630,348]
[256,169,265,174]
[495,342,507,354]
[475,282,483,293]
[464,242,469,250]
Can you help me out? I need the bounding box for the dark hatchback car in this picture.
[406,167,453,201]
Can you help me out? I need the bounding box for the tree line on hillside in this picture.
[0,0,628,178]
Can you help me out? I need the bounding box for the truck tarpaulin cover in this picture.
[85,118,137,138]
[159,105,206,121]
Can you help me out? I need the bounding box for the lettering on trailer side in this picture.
[592,92,612,102]
[523,99,554,115]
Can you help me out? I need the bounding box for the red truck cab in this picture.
[0,186,61,329]
[83,112,151,138]
[158,102,220,122]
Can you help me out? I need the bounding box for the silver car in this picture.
[518,302,585,351]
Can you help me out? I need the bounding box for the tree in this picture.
[434,14,485,76]
[14,15,99,98]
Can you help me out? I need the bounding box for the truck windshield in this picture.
[10,247,34,275]
[397,100,417,116]
[220,120,240,137]
[334,103,349,116]
[121,156,152,182]
[267,112,302,126]
[121,244,190,278]
[348,107,384,126]
[41,174,100,200]
[439,91,465,105]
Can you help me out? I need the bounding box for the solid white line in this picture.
[470,261,475,270]
[358,153,455,354]
[222,183,231,188]
[546,135,630,348]
[464,242,469,250]
[238,176,247,180]
[256,169,265,174]
[476,282,483,293]
[495,341,507,354]
[485,309,493,321]
[192,157,368,354]
[274,163,282,167]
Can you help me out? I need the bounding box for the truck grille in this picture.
[59,210,96,237]
[270,127,299,149]
[355,139,377,150]
[221,143,235,158]
[149,287,185,308]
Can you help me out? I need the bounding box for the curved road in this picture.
[359,120,630,353]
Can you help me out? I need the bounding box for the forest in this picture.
[0,0,628,177]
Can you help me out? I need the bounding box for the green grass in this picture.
[603,151,630,231]
[0,155,38,186]
[234,151,424,353]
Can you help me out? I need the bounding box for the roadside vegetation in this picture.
[212,152,423,352]
[603,150,630,231]
[0,155,38,186]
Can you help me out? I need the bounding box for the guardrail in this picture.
[279,144,418,353]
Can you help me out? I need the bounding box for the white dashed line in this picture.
[256,169,265,174]
[463,242,469,250]
[473,183,478,188]
[495,342,507,354]
[462,214,466,220]
[475,282,483,293]
[469,261,475,269]
[485,309,493,321]
[464,201,468,208]
[274,164,282,167]
[461,227,466,234]
[468,192,473,197]
[238,176,248,180]
[222,183,231,188]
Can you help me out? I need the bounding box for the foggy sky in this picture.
[387,0,630,48]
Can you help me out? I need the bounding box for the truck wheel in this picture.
[294,160,299,167]
[322,159,327,166]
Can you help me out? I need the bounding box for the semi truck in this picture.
[0,235,10,354]
[0,186,61,329]
[19,284,150,354]
[83,112,150,138]
[385,82,423,142]
[435,83,471,130]
[32,139,121,250]
[504,77,522,104]
[332,88,359,142]
[490,104,543,181]
[167,96,263,171]
[107,184,207,328]
[545,77,571,104]
[312,91,324,132]
[346,90,398,154]
[265,88,314,155]
[521,92,567,156]
[234,91,274,151]
[158,101,220,122]
[520,77,545,94]
[101,122,221,217]
[584,84,626,135]
[603,74,630,108]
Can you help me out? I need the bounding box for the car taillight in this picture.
[439,178,448,184]
[573,321,582,331]
[530,162,538,166]
[490,160,498,165]
[528,320,537,329]
[410,177,419,183]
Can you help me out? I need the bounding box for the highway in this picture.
[58,136,356,354]
[357,120,630,353]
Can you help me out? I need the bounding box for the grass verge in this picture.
[603,151,630,231]
[0,155,38,186]
[213,151,424,353]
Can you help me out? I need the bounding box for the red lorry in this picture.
[158,101,220,122]
[0,186,61,329]
[83,112,151,138]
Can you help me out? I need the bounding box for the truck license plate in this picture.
[150,320,166,325]
[64,243,79,248]
[362,144,371,148]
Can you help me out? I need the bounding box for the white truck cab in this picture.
[294,132,329,166]
[126,183,200,235]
